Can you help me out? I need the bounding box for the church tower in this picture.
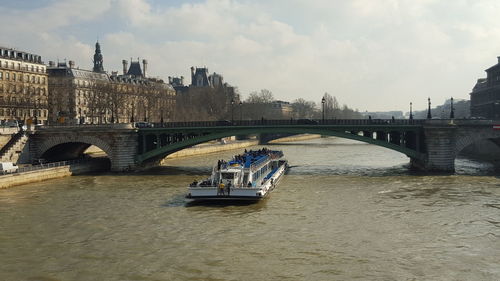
[93,41,104,73]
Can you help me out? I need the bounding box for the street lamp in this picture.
[427,97,432,119]
[450,97,454,119]
[409,102,413,120]
[231,99,234,123]
[321,96,326,124]
[239,101,243,124]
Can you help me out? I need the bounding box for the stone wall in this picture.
[0,159,109,189]
[268,134,321,143]
[164,139,259,160]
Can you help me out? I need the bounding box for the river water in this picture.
[1,137,500,281]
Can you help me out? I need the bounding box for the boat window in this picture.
[243,173,248,184]
[221,172,235,179]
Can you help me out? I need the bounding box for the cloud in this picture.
[2,0,500,111]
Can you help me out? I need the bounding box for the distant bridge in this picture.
[25,119,500,172]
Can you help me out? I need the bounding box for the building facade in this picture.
[0,47,48,125]
[470,57,500,119]
[47,42,176,124]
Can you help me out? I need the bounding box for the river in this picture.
[1,137,499,281]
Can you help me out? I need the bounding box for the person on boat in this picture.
[227,181,232,196]
[218,182,225,196]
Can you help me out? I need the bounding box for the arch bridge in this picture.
[28,119,500,172]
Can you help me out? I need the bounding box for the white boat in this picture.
[186,148,288,201]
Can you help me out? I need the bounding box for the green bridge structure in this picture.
[27,119,500,172]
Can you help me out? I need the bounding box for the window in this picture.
[12,73,16,80]
[5,72,9,80]
[0,71,2,80]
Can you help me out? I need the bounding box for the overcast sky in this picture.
[1,0,499,111]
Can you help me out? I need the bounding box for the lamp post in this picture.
[231,99,234,123]
[321,96,326,124]
[427,97,432,119]
[409,102,413,120]
[450,97,454,119]
[239,101,243,124]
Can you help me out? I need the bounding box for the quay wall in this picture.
[268,134,322,143]
[164,135,321,160]
[165,139,259,160]
[0,159,109,189]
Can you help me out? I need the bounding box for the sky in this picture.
[1,0,500,112]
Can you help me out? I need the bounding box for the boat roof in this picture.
[224,150,282,170]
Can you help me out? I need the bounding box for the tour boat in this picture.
[186,148,288,201]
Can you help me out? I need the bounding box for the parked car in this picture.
[215,120,233,126]
[297,119,318,125]
[134,122,154,128]
[0,162,18,173]
[5,120,19,128]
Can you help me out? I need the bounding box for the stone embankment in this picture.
[268,134,321,143]
[163,134,321,160]
[0,158,109,189]
[164,139,259,159]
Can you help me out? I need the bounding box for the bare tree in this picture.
[291,98,316,119]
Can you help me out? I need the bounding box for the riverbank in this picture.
[268,134,321,143]
[163,134,322,160]
[0,158,109,189]
[163,139,259,160]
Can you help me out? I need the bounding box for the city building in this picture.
[171,66,237,121]
[168,76,188,94]
[470,56,500,119]
[47,42,176,124]
[270,100,292,117]
[0,46,49,125]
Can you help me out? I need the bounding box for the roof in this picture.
[127,61,143,77]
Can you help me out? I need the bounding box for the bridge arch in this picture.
[37,135,114,163]
[454,128,500,156]
[137,126,422,164]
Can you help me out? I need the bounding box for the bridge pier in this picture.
[109,132,138,172]
[411,126,457,172]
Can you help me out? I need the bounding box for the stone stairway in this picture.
[0,133,29,164]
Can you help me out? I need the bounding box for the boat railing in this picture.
[249,151,283,172]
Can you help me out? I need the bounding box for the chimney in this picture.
[181,76,184,85]
[48,61,55,67]
[68,60,75,69]
[142,59,148,77]
[168,76,172,84]
[190,66,195,85]
[122,60,128,75]
[497,56,500,64]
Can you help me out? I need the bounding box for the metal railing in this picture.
[148,119,426,128]
[1,159,87,176]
